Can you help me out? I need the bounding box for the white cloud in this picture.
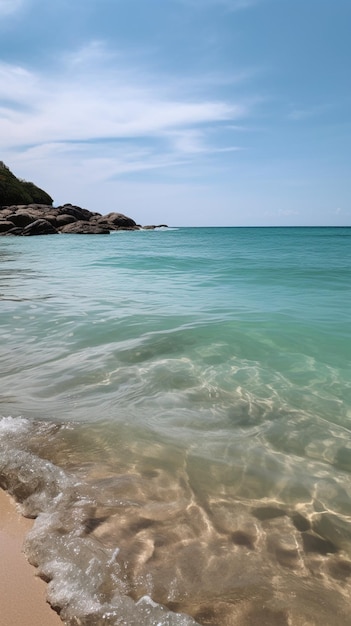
[0,44,249,173]
[1,42,255,221]
[0,81,240,146]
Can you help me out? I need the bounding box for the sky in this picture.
[0,0,350,226]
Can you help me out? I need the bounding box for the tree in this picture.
[0,162,53,206]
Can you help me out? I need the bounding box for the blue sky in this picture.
[0,0,350,226]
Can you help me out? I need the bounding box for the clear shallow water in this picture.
[1,227,351,625]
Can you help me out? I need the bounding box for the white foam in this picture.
[0,415,30,434]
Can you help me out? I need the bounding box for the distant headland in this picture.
[0,162,167,235]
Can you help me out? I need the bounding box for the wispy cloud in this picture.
[1,42,249,178]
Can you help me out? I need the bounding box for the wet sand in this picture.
[0,488,62,626]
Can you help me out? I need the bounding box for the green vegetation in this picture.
[0,161,53,206]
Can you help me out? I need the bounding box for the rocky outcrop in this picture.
[0,163,168,235]
[0,203,166,236]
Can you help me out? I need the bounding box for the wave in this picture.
[2,415,351,626]
[0,416,198,626]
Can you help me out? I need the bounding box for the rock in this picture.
[3,227,24,236]
[55,214,77,227]
[142,224,169,230]
[57,204,93,222]
[0,208,13,218]
[6,212,36,227]
[96,212,138,230]
[0,202,161,235]
[60,221,110,235]
[0,220,16,233]
[17,203,52,214]
[22,219,58,236]
[40,214,59,227]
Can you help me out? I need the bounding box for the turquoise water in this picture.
[1,227,351,625]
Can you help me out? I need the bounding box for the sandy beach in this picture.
[0,488,62,626]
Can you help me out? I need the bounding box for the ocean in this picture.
[1,226,351,626]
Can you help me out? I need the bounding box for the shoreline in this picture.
[0,488,62,626]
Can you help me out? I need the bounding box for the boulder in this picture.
[55,214,77,227]
[0,202,158,235]
[142,224,169,230]
[41,214,59,227]
[0,208,13,218]
[60,221,110,235]
[96,212,138,230]
[0,220,16,233]
[22,219,58,236]
[6,212,36,227]
[3,227,24,236]
[57,204,93,222]
[16,203,52,214]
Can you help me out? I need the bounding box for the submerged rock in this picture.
[142,224,169,230]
